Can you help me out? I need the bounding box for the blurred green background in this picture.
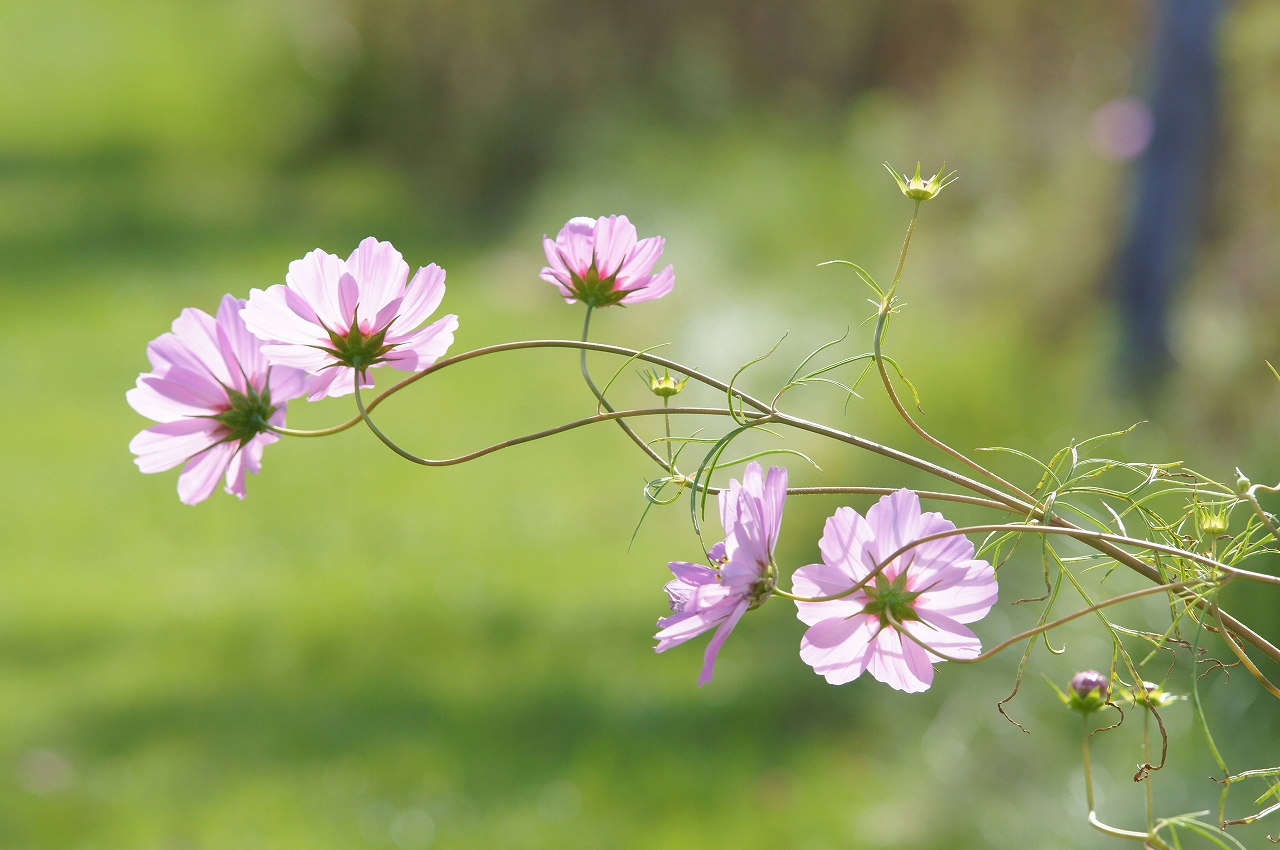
[4,1,1280,847]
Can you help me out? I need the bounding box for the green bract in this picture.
[320,318,394,371]
[885,161,957,202]
[212,384,277,446]
[645,368,689,398]
[862,570,924,627]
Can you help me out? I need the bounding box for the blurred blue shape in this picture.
[1118,0,1224,384]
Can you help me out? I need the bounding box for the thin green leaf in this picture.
[818,259,884,298]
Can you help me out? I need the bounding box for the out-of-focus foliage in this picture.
[3,0,1280,848]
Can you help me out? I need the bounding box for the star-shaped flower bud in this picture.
[644,368,688,398]
[885,161,957,201]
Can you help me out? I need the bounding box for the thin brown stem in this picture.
[884,580,1202,665]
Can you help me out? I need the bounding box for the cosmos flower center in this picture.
[862,570,923,627]
[747,562,777,610]
[319,315,395,371]
[213,383,277,445]
[565,261,626,308]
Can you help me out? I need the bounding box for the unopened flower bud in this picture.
[1065,670,1109,714]
[884,161,957,202]
[644,369,688,398]
[1236,470,1252,494]
[1196,504,1229,537]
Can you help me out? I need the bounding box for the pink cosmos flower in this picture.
[127,295,308,505]
[540,215,674,307]
[655,463,786,685]
[240,238,459,401]
[792,489,997,693]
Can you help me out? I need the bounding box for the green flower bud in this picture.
[644,368,688,398]
[884,161,957,202]
[1065,670,1110,715]
[1196,503,1229,537]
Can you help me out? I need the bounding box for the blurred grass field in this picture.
[4,1,1280,848]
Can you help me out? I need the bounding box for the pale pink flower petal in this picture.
[558,217,597,278]
[177,442,238,506]
[285,249,345,328]
[591,215,638,279]
[618,266,674,304]
[129,419,223,473]
[698,599,750,686]
[169,307,235,388]
[906,611,983,661]
[223,432,274,499]
[215,294,266,391]
[799,615,880,685]
[615,236,665,283]
[346,237,410,319]
[381,314,459,371]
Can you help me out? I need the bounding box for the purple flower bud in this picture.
[1070,670,1109,700]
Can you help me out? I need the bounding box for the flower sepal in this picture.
[212,383,277,445]
[885,161,957,202]
[644,368,689,398]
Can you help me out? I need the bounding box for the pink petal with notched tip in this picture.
[865,627,932,693]
[257,343,333,374]
[614,236,665,286]
[145,333,205,379]
[346,237,410,320]
[241,287,325,348]
[127,374,219,423]
[223,433,273,499]
[864,489,925,575]
[667,562,720,587]
[130,419,224,473]
[285,249,346,330]
[816,507,877,583]
[337,272,360,332]
[136,367,226,414]
[618,266,675,304]
[800,614,880,685]
[542,235,570,276]
[654,588,738,650]
[556,217,597,278]
[915,567,998,624]
[370,295,405,335]
[904,611,983,662]
[177,441,237,505]
[170,307,235,388]
[698,598,750,685]
[383,314,458,372]
[897,632,938,692]
[389,264,445,334]
[592,215,638,279]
